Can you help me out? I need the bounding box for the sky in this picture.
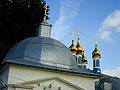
[45,0,120,77]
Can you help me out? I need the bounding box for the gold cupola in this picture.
[92,44,101,58]
[82,51,88,64]
[69,32,77,52]
[69,40,77,52]
[76,38,83,54]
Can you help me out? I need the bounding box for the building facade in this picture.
[0,4,114,90]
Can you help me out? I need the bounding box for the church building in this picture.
[1,4,119,90]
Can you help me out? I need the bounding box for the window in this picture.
[96,59,100,67]
[78,57,82,64]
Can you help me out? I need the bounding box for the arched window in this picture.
[78,57,82,64]
[96,59,100,67]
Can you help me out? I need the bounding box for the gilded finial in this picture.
[95,34,98,46]
[76,28,81,44]
[43,5,49,21]
[76,28,80,39]
[72,32,75,41]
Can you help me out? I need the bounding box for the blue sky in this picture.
[45,0,120,77]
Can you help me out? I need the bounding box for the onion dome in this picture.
[69,40,77,51]
[82,51,88,64]
[76,38,83,53]
[92,44,101,58]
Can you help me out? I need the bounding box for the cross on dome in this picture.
[76,29,80,38]
[43,5,49,21]
[72,32,75,40]
[95,34,98,46]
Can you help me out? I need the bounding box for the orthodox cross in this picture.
[95,34,98,48]
[43,5,49,21]
[76,29,80,38]
[95,34,98,45]
[82,44,85,49]
[76,29,81,43]
[72,32,75,40]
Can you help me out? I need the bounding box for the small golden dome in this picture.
[82,56,87,61]
[92,44,101,58]
[76,38,83,52]
[69,40,77,51]
[82,51,87,63]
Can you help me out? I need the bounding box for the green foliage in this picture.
[0,0,47,63]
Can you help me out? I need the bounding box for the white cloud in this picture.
[103,66,120,78]
[99,10,120,41]
[51,0,81,40]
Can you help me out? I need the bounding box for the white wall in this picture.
[7,64,96,90]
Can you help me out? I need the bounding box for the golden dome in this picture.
[82,56,87,61]
[76,38,83,52]
[69,40,77,51]
[82,51,87,64]
[92,44,101,58]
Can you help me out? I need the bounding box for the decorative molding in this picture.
[14,76,85,90]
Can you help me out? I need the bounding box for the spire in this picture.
[37,4,52,37]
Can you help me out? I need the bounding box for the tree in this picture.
[0,0,48,64]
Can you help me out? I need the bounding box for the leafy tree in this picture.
[0,0,48,64]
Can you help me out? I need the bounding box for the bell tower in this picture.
[92,44,101,74]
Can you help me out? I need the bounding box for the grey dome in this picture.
[4,37,76,69]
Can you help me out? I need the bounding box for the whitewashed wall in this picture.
[7,64,96,90]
